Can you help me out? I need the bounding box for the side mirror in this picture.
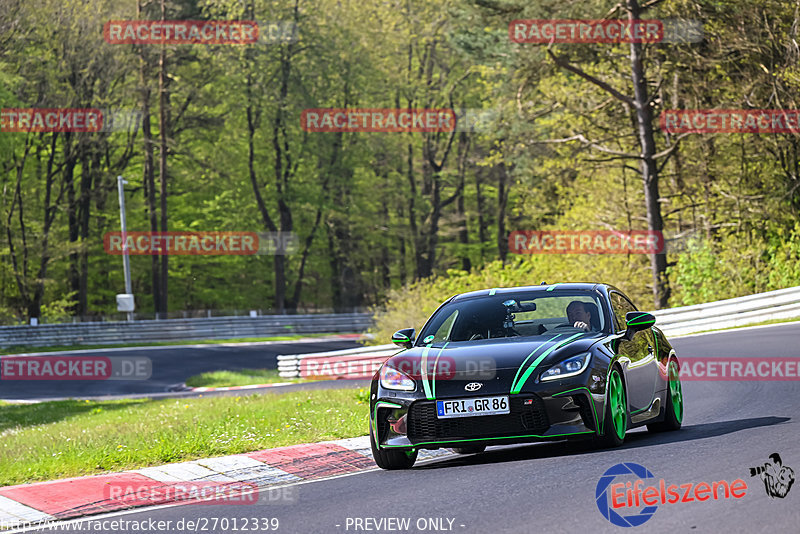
[624,311,656,339]
[392,328,415,349]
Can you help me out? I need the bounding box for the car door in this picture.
[609,291,658,413]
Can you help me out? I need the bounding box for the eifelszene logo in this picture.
[749,453,795,499]
[596,463,659,527]
[596,463,748,527]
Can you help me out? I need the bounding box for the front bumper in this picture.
[372,385,604,450]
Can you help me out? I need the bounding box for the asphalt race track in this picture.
[10,322,800,533]
[0,339,361,401]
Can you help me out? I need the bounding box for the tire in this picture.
[595,367,628,448]
[648,360,683,433]
[451,445,486,455]
[370,426,417,470]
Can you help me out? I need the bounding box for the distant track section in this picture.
[0,314,371,348]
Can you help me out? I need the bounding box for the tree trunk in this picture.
[157,0,169,317]
[475,167,486,262]
[456,132,470,271]
[380,195,392,286]
[138,0,160,316]
[496,163,509,262]
[29,134,61,320]
[398,202,408,286]
[64,133,82,315]
[627,0,669,308]
[406,139,422,278]
[77,151,93,316]
[326,228,341,309]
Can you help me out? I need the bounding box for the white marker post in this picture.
[117,176,134,321]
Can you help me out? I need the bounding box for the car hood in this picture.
[384,332,603,397]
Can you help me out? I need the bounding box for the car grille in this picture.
[407,395,549,443]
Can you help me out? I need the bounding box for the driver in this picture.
[566,301,593,332]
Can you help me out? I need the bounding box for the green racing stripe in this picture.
[420,343,434,400]
[431,342,449,399]
[652,327,659,358]
[626,312,655,326]
[381,430,594,449]
[510,333,585,394]
[510,334,562,393]
[420,342,451,400]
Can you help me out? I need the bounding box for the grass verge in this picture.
[0,332,361,356]
[185,369,304,388]
[0,388,370,487]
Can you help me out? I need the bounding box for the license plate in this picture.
[436,396,510,418]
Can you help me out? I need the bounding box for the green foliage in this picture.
[669,240,721,306]
[40,292,78,324]
[184,369,299,387]
[670,225,800,306]
[368,253,653,344]
[1,0,800,324]
[354,388,370,404]
[766,224,800,289]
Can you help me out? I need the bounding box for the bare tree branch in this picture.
[653,132,693,174]
[534,134,641,158]
[546,49,635,107]
[640,0,667,11]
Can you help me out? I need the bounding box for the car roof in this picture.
[450,283,611,302]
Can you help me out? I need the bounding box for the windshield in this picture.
[417,291,607,344]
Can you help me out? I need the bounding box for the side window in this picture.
[609,292,636,332]
[432,310,458,342]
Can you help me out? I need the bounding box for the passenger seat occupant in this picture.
[566,301,595,332]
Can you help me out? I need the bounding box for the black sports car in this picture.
[369,283,683,469]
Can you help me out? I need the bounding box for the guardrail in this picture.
[277,344,399,379]
[276,286,800,378]
[650,285,800,337]
[3,286,797,353]
[0,313,373,348]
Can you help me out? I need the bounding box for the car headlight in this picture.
[540,353,591,381]
[380,365,416,391]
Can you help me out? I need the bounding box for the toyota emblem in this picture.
[465,382,483,392]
